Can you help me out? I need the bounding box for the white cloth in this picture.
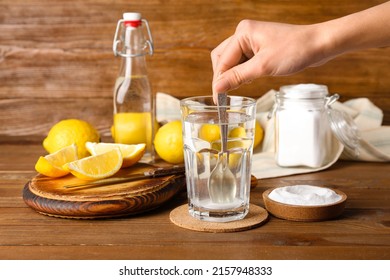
[156,91,390,179]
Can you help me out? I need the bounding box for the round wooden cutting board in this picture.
[23,163,186,219]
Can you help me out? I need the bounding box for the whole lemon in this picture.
[154,120,184,164]
[112,112,160,153]
[225,121,263,149]
[113,112,151,145]
[199,124,220,143]
[228,126,246,138]
[43,119,100,158]
[254,120,264,148]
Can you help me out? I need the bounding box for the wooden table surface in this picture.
[0,143,389,260]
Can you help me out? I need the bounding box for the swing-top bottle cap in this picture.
[123,12,142,27]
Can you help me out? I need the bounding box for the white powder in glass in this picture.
[268,185,342,206]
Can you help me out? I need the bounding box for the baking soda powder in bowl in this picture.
[268,185,342,206]
[263,185,347,221]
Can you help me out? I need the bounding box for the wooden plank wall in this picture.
[1,0,389,143]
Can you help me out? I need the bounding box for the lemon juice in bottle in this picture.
[112,13,155,162]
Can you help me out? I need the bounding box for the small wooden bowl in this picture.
[262,187,347,222]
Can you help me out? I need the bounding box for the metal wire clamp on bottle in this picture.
[113,14,154,57]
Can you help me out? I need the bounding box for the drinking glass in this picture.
[180,95,256,222]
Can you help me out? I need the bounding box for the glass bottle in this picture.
[112,12,155,162]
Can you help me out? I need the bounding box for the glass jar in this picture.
[274,84,334,168]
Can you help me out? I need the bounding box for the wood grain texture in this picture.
[23,174,186,219]
[1,0,389,142]
[0,144,389,260]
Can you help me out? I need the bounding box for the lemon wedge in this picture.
[35,144,78,177]
[86,142,146,168]
[66,148,123,180]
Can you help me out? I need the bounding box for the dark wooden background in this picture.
[1,0,389,143]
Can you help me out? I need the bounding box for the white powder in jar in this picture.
[268,185,342,206]
[275,83,332,168]
[275,108,330,167]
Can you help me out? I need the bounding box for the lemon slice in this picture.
[67,148,123,180]
[86,142,146,168]
[35,144,78,177]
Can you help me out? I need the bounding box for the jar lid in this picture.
[327,108,360,157]
[279,84,329,99]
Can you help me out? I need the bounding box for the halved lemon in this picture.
[85,142,145,168]
[66,148,123,180]
[35,144,78,178]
